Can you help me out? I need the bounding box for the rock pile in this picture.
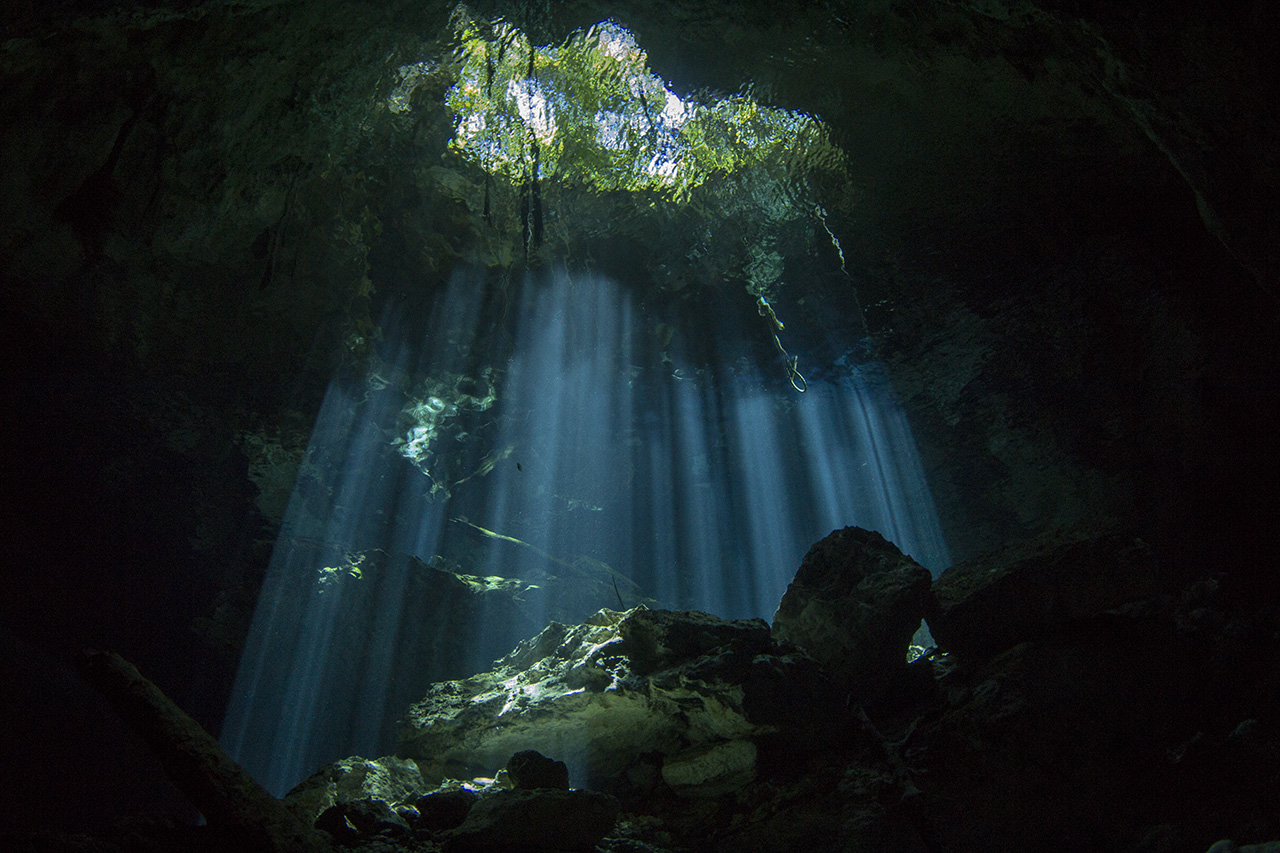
[396,605,848,796]
[59,526,1280,852]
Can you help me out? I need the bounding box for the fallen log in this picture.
[76,649,332,853]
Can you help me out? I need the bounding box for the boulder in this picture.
[283,756,425,828]
[925,532,1159,661]
[506,750,570,790]
[397,606,838,792]
[771,527,933,703]
[413,788,480,831]
[315,797,410,839]
[614,608,771,674]
[443,788,619,852]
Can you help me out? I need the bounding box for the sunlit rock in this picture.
[283,755,425,827]
[398,606,831,792]
[926,532,1159,662]
[772,527,932,703]
[242,546,651,791]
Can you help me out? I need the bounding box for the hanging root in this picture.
[757,296,808,392]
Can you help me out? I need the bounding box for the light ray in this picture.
[222,266,949,795]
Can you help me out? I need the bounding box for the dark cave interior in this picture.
[0,1,1277,851]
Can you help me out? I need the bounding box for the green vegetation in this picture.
[444,15,844,203]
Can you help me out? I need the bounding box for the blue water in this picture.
[221,266,950,795]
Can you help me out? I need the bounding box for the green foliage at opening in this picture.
[441,15,845,203]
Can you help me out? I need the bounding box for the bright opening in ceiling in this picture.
[431,16,844,202]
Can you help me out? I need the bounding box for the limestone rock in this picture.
[315,797,410,839]
[443,788,619,852]
[739,650,850,739]
[914,619,1191,851]
[925,532,1159,661]
[614,608,772,675]
[771,527,933,703]
[283,756,425,828]
[660,739,757,797]
[398,607,814,791]
[506,750,570,790]
[242,547,655,786]
[414,788,480,832]
[309,548,650,687]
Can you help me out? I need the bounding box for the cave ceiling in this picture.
[5,0,1271,380]
[0,0,1275,625]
